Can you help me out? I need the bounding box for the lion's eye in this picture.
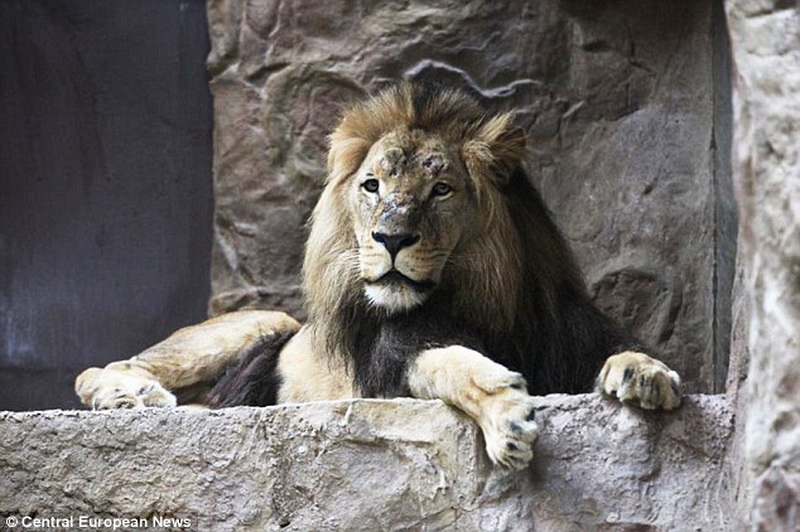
[362,178,380,193]
[431,182,453,197]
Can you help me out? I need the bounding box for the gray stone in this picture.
[0,395,733,530]
[205,0,735,394]
[725,0,800,529]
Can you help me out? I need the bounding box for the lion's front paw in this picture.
[476,371,539,471]
[92,380,177,410]
[597,351,681,410]
[408,346,540,471]
[75,368,177,410]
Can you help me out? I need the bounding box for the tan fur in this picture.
[596,351,682,410]
[276,326,356,403]
[408,346,539,470]
[75,367,178,410]
[75,310,300,409]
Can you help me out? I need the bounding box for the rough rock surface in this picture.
[0,395,732,530]
[205,0,735,394]
[725,0,800,528]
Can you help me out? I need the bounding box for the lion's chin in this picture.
[364,282,429,314]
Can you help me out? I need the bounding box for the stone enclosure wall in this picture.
[0,396,733,530]
[727,1,800,529]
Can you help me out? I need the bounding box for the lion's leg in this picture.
[75,310,301,410]
[596,351,682,410]
[407,345,539,471]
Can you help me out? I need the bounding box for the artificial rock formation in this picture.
[205,0,736,394]
[725,0,800,528]
[0,395,733,530]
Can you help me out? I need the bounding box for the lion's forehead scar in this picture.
[380,149,405,176]
[421,154,446,175]
[378,149,452,182]
[376,130,453,177]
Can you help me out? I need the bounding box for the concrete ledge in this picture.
[0,394,733,530]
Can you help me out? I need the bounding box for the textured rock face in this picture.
[205,0,735,394]
[0,396,733,530]
[725,1,800,528]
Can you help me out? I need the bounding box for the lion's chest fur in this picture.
[345,298,487,398]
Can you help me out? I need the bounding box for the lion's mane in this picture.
[302,83,642,398]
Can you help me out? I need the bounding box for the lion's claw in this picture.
[476,371,539,471]
[597,351,682,410]
[76,368,177,410]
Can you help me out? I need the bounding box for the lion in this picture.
[75,82,681,470]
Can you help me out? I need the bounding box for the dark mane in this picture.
[497,167,647,393]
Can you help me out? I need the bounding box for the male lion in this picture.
[76,82,681,470]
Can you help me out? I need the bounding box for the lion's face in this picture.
[348,130,476,313]
[305,84,527,330]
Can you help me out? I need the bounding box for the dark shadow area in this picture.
[712,0,736,393]
[0,0,213,410]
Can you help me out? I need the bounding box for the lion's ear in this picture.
[462,113,526,186]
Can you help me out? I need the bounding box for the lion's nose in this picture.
[372,232,420,260]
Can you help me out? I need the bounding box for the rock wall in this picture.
[205,0,736,394]
[0,395,733,530]
[725,0,800,528]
